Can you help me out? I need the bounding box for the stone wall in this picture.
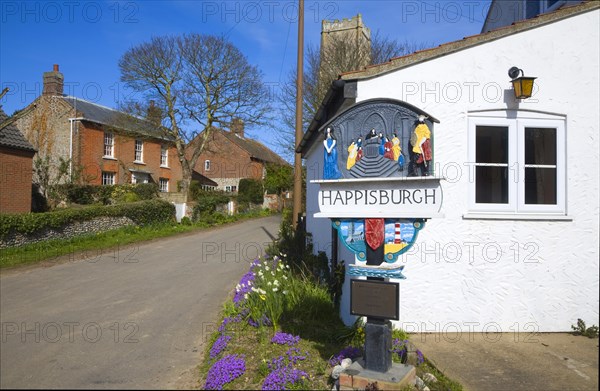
[0,216,135,249]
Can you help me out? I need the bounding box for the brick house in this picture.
[0,107,36,214]
[193,119,290,192]
[15,65,182,193]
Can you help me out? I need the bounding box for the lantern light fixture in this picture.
[508,66,536,99]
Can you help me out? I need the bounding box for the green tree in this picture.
[264,163,293,195]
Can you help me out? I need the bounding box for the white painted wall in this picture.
[305,9,599,332]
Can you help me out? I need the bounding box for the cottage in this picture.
[299,2,599,331]
[192,119,290,193]
[15,65,182,193]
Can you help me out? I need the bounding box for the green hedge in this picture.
[238,178,264,204]
[52,183,159,205]
[192,190,231,221]
[0,199,175,237]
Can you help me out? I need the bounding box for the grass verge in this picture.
[0,210,273,269]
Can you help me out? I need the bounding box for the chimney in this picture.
[146,100,163,126]
[231,118,244,137]
[42,64,64,96]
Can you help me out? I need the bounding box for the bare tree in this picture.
[276,30,431,158]
[119,34,270,195]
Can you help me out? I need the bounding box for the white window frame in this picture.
[104,132,114,158]
[159,178,169,192]
[467,115,566,216]
[160,146,168,167]
[134,139,144,163]
[205,160,211,171]
[102,171,115,186]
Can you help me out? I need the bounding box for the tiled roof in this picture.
[221,130,290,166]
[0,107,36,152]
[62,97,173,141]
[340,1,598,81]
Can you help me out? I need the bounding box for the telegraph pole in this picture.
[292,0,304,229]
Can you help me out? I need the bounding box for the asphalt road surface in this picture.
[0,215,281,389]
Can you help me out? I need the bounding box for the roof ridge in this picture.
[340,1,599,81]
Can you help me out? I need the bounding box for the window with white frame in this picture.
[159,178,169,192]
[102,171,115,186]
[135,139,144,162]
[160,146,168,166]
[468,116,565,215]
[205,160,211,171]
[104,132,114,157]
[225,185,237,193]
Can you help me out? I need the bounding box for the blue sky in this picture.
[1,0,491,156]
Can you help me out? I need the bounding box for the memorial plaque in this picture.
[350,279,399,320]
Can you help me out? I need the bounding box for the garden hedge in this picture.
[0,199,175,238]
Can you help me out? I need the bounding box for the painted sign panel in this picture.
[313,177,443,218]
[333,218,424,263]
[319,99,438,180]
[350,279,400,320]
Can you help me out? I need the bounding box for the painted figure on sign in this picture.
[347,140,358,170]
[410,115,432,176]
[366,128,377,140]
[323,127,342,179]
[383,135,394,160]
[356,136,363,162]
[378,132,385,156]
[392,132,405,171]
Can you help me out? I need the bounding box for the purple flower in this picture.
[205,354,246,390]
[248,317,259,328]
[262,366,308,390]
[416,349,425,366]
[210,335,231,359]
[218,315,241,333]
[392,339,409,363]
[233,269,255,305]
[329,346,362,366]
[271,332,300,346]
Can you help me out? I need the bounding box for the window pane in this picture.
[525,127,556,165]
[475,166,508,203]
[526,0,540,18]
[525,167,557,204]
[476,126,508,164]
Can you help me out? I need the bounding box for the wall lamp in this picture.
[508,66,536,99]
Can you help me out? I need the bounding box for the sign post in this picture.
[309,100,443,386]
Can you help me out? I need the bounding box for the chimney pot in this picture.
[53,64,59,72]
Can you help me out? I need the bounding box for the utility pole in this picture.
[292,0,304,229]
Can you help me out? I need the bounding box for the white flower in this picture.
[273,287,278,292]
[283,290,288,295]
[265,266,270,271]
[274,280,280,286]
[285,264,290,269]
[258,271,264,277]
[283,275,288,280]
[244,293,248,300]
[259,288,266,295]
[267,281,272,286]
[236,284,241,290]
[251,287,258,292]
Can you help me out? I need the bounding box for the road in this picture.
[0,215,281,389]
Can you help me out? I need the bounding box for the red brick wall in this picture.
[0,147,34,214]
[76,122,182,190]
[193,131,264,180]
